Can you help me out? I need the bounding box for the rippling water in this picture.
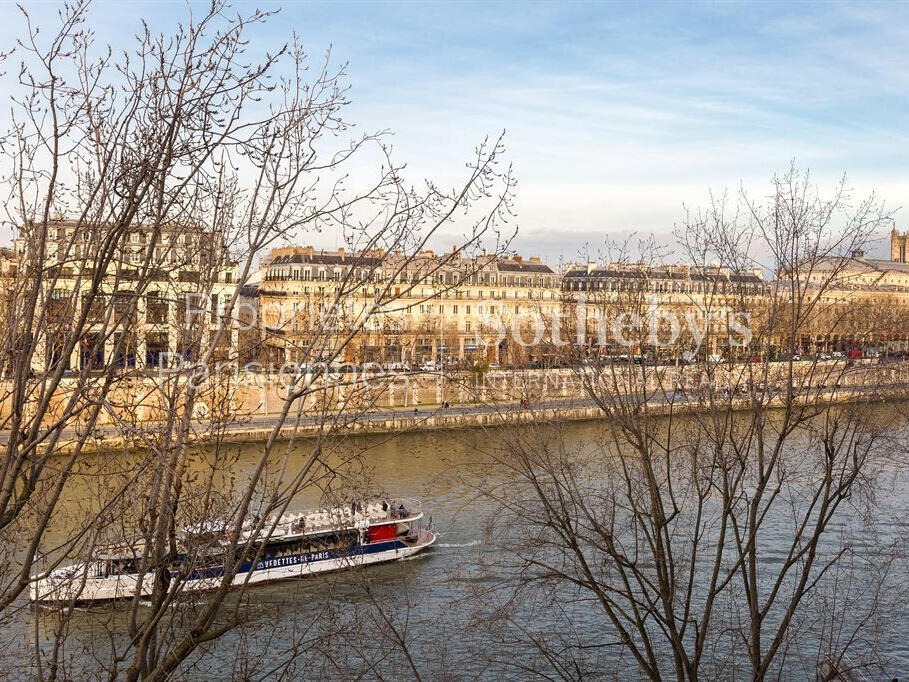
[12,418,909,680]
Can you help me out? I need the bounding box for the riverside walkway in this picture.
[13,378,909,455]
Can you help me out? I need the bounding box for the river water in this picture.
[12,416,909,680]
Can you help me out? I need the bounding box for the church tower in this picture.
[891,228,909,263]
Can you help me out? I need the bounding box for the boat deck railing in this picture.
[237,498,423,542]
[55,500,423,565]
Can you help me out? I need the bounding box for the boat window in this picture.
[264,538,308,559]
[119,558,138,574]
[259,531,360,557]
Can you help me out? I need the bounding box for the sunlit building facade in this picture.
[11,219,238,371]
[257,246,561,367]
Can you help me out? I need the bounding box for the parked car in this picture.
[387,362,411,372]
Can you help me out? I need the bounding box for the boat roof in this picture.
[238,503,423,544]
[89,499,424,558]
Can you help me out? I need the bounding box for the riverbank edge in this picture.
[56,387,903,455]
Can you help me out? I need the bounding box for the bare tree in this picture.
[471,168,908,680]
[0,2,515,679]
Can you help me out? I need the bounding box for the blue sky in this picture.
[2,1,908,263]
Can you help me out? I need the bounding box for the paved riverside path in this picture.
[2,380,904,450]
[0,397,599,445]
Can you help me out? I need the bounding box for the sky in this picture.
[1,0,908,264]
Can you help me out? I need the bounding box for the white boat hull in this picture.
[31,531,435,605]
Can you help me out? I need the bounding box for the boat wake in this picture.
[435,539,481,548]
[401,552,431,562]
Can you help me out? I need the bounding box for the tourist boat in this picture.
[30,499,434,605]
